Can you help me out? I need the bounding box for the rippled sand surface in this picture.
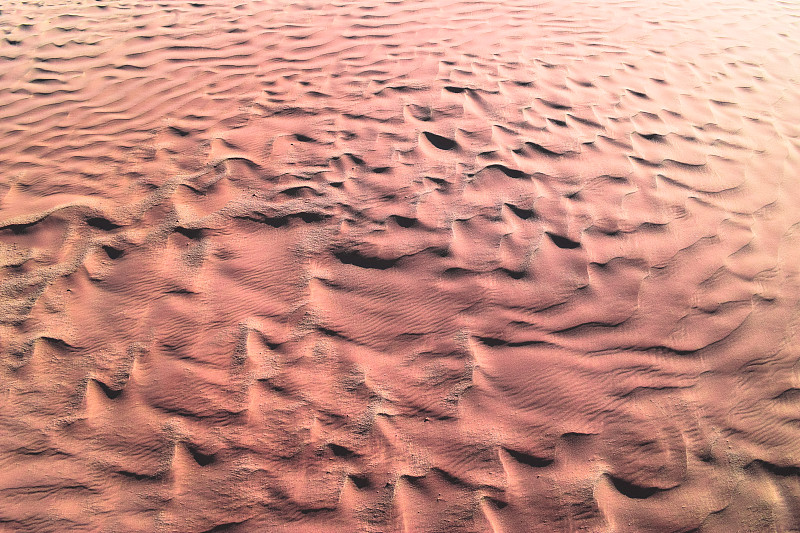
[2,1,800,531]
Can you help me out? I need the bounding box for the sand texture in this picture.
[2,0,800,531]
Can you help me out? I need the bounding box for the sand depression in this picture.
[1,0,800,531]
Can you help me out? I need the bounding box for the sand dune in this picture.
[2,0,800,531]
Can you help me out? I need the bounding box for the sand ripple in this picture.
[2,0,800,531]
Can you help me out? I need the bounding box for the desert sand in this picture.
[1,0,800,531]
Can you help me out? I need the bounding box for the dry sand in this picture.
[1,0,800,531]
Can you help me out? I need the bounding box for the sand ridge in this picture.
[1,0,800,531]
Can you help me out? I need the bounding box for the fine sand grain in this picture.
[2,0,800,531]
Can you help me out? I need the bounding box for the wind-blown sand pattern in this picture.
[1,0,800,531]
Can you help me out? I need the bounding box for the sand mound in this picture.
[2,0,800,531]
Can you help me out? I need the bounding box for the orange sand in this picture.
[2,0,800,531]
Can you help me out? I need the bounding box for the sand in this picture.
[1,0,800,531]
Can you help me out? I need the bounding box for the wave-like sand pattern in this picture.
[2,0,800,531]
